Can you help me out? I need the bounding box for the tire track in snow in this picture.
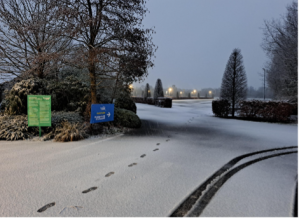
[170,146,297,217]
[293,179,298,217]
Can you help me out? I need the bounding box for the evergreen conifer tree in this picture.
[220,48,247,117]
[154,79,164,100]
[144,83,151,99]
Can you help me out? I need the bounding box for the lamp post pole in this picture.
[263,68,266,101]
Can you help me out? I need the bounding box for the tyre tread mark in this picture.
[187,151,297,217]
[170,146,297,217]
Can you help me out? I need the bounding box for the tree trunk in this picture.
[232,56,236,117]
[37,60,45,78]
[89,49,97,104]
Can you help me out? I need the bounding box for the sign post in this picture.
[90,104,114,124]
[27,95,51,137]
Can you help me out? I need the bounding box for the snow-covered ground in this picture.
[0,99,297,216]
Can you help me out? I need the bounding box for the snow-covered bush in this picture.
[113,107,141,128]
[115,91,137,114]
[47,76,89,112]
[239,100,294,122]
[2,76,89,115]
[212,100,230,117]
[54,121,88,142]
[0,115,36,140]
[3,78,48,115]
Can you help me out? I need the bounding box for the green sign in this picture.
[27,95,51,136]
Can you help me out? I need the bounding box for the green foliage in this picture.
[2,76,90,115]
[115,91,136,114]
[47,75,89,112]
[4,78,48,115]
[113,107,141,128]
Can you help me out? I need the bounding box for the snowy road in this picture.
[0,99,297,216]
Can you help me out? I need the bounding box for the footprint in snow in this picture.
[166,139,170,142]
[82,187,97,194]
[128,163,137,167]
[140,154,146,158]
[105,172,114,177]
[153,148,159,151]
[156,143,160,145]
[37,202,55,213]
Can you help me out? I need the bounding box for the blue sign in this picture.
[90,104,114,124]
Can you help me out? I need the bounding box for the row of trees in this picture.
[142,78,164,100]
[0,0,157,104]
[262,1,297,101]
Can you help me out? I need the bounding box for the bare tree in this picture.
[62,0,156,104]
[0,0,72,80]
[262,1,297,101]
[154,78,164,101]
[220,48,247,117]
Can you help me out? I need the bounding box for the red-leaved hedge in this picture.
[239,100,294,122]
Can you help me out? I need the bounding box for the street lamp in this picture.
[169,88,172,97]
[129,84,133,96]
[263,68,266,101]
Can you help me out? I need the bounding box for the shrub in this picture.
[131,97,145,103]
[3,78,48,115]
[239,100,294,122]
[156,97,172,108]
[2,76,90,115]
[115,91,137,113]
[212,100,230,117]
[47,75,89,111]
[146,97,155,105]
[291,104,298,115]
[54,121,88,142]
[238,100,264,118]
[113,107,141,128]
[0,115,43,140]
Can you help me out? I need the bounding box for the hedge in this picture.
[239,100,294,122]
[212,100,230,117]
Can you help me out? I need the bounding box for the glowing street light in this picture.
[209,91,212,95]
[193,89,196,93]
[129,84,133,89]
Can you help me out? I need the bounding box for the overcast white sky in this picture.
[136,0,294,90]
